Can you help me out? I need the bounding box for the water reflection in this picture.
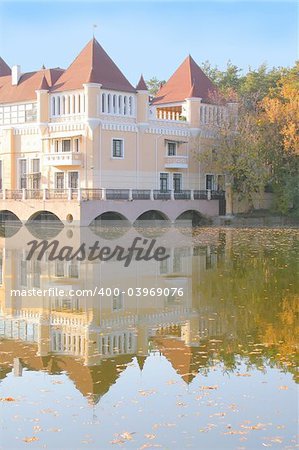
[0,224,298,448]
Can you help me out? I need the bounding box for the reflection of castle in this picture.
[0,226,230,403]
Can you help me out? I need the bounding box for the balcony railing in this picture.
[0,188,224,202]
[44,152,82,167]
[164,156,188,169]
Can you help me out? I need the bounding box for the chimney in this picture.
[12,65,21,85]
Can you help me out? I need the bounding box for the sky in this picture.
[0,1,297,85]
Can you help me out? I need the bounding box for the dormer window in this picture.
[167,142,177,156]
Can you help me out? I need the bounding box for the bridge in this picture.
[0,188,225,226]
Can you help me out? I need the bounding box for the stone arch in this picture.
[91,211,129,223]
[135,210,170,221]
[27,210,63,223]
[175,210,210,227]
[0,210,22,223]
[0,210,22,237]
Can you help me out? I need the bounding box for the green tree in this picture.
[198,96,270,211]
[146,77,165,96]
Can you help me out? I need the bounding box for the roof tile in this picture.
[136,74,148,90]
[52,38,135,93]
[0,57,11,77]
[152,55,217,105]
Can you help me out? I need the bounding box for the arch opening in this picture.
[0,210,22,237]
[175,210,210,227]
[91,211,129,223]
[90,211,130,240]
[0,210,22,223]
[135,210,170,221]
[28,211,63,223]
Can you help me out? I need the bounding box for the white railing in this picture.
[164,155,188,169]
[45,152,82,166]
[0,188,224,202]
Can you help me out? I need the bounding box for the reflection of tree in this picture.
[196,230,299,381]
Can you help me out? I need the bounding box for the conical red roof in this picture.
[152,55,217,104]
[52,38,135,93]
[136,74,148,90]
[37,74,50,91]
[0,57,11,77]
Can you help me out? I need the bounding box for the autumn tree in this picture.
[259,63,299,214]
[197,96,270,211]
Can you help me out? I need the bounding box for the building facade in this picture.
[0,39,231,224]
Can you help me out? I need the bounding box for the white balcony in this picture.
[45,152,82,167]
[164,155,188,169]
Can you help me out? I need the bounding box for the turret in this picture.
[36,74,50,124]
[136,74,149,126]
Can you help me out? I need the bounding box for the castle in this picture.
[0,38,231,225]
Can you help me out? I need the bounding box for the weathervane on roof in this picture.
[93,24,98,38]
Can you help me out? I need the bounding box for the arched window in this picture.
[129,96,133,115]
[113,95,117,114]
[61,96,65,115]
[108,94,112,113]
[124,96,128,115]
[52,97,55,116]
[82,94,85,113]
[102,93,106,113]
[57,97,61,115]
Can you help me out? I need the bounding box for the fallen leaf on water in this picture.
[0,397,15,402]
[110,438,124,445]
[120,432,135,441]
[144,434,156,440]
[200,385,218,390]
[139,390,156,397]
[23,437,39,443]
[241,423,266,430]
[139,444,162,450]
[278,386,288,390]
[110,432,135,445]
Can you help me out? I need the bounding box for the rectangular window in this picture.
[32,261,41,288]
[55,261,65,278]
[0,161,2,190]
[68,171,79,189]
[167,142,177,156]
[69,261,79,278]
[31,159,40,173]
[55,172,64,189]
[19,159,27,189]
[112,139,124,158]
[54,140,59,152]
[206,174,215,190]
[217,174,225,191]
[160,173,169,192]
[20,260,27,287]
[28,159,41,190]
[62,140,71,152]
[74,138,79,153]
[173,173,182,192]
[112,293,124,311]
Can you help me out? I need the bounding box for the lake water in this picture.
[0,223,298,450]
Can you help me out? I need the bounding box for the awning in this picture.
[164,139,188,145]
[41,132,85,140]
